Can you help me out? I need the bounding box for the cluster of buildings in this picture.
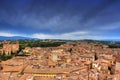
[0,41,120,80]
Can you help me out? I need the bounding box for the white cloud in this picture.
[0,31,27,37]
[32,31,104,40]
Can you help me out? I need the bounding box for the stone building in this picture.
[0,41,19,55]
[115,59,120,72]
[79,54,95,62]
[89,69,98,80]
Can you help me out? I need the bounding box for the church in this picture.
[0,41,19,55]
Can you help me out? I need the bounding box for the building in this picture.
[115,59,120,72]
[0,41,19,55]
[79,54,95,62]
[89,69,98,80]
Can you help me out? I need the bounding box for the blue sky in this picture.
[0,0,120,40]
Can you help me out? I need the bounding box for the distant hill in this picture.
[102,39,120,42]
[0,36,33,40]
[0,36,119,42]
[83,39,120,42]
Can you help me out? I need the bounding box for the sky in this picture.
[0,0,120,40]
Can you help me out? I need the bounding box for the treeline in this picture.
[27,42,65,47]
[108,44,120,48]
[18,40,66,50]
[0,44,2,47]
[0,54,13,61]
